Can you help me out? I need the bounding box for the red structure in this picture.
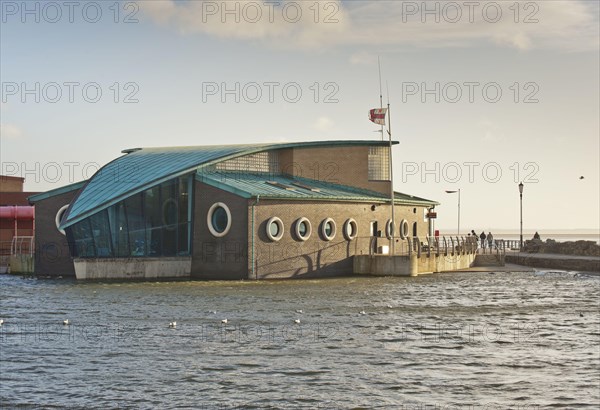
[0,176,38,269]
[0,206,35,253]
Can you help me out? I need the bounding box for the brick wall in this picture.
[249,199,430,279]
[0,176,24,192]
[33,190,79,276]
[191,180,248,279]
[278,146,391,195]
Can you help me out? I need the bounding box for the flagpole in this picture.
[378,57,384,141]
[386,85,395,256]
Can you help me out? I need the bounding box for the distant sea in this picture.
[439,231,600,244]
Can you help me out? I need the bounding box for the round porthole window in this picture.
[294,217,312,241]
[55,204,69,236]
[343,218,357,241]
[385,219,396,239]
[207,202,231,237]
[266,217,284,242]
[399,219,409,239]
[320,218,336,241]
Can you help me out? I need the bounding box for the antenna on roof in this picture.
[378,56,384,141]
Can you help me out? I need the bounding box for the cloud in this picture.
[140,0,351,50]
[140,1,599,52]
[349,51,378,66]
[0,123,24,139]
[482,130,501,143]
[314,116,335,132]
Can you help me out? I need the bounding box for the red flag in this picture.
[368,108,387,125]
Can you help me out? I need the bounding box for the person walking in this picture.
[487,232,494,250]
[480,231,486,249]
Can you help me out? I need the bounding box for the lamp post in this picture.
[445,189,460,236]
[519,182,524,250]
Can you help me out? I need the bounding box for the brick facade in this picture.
[33,190,79,276]
[278,146,391,195]
[191,180,248,279]
[248,200,430,279]
[0,175,24,192]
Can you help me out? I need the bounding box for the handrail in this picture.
[10,236,34,256]
[352,235,480,257]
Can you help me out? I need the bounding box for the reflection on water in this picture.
[1,271,599,409]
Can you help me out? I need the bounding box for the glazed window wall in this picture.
[368,146,390,181]
[67,175,193,258]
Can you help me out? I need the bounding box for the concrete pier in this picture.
[353,252,476,276]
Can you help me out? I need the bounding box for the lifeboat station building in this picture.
[32,140,440,280]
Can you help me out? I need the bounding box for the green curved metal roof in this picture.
[59,140,396,229]
[197,171,439,206]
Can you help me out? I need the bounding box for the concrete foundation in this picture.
[73,257,192,280]
[8,255,34,274]
[353,252,476,276]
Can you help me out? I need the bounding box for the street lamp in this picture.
[445,189,460,236]
[519,182,524,250]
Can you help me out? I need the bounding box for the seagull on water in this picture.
[169,322,177,328]
[359,310,366,315]
[0,319,4,326]
[221,319,228,324]
[294,319,301,324]
[63,319,70,325]
[295,309,303,314]
[386,305,393,309]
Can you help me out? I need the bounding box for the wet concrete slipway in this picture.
[0,269,599,409]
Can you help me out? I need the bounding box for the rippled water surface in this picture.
[1,270,599,409]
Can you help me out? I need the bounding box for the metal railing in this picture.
[353,235,480,257]
[475,239,508,262]
[10,236,34,256]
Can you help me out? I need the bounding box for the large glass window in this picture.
[108,202,129,257]
[177,177,191,255]
[144,185,163,256]
[90,211,112,257]
[368,146,390,181]
[67,175,193,258]
[161,180,178,256]
[125,194,145,256]
[69,219,95,257]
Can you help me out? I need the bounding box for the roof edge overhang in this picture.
[197,174,439,206]
[59,140,397,229]
[28,180,87,205]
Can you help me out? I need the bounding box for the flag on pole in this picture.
[368,108,387,125]
[445,190,458,194]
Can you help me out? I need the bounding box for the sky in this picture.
[1,0,599,233]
